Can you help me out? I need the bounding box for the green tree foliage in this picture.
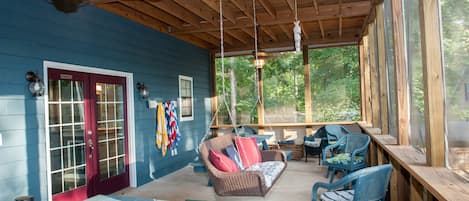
[441,0,469,120]
[309,46,360,122]
[215,46,361,124]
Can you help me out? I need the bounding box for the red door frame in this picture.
[48,69,129,201]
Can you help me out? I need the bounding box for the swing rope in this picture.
[197,0,239,154]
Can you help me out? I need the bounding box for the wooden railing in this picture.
[360,122,469,201]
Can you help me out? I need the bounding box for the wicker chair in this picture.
[199,134,287,196]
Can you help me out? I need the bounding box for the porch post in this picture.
[391,0,410,145]
[359,42,366,122]
[303,45,313,135]
[257,66,265,134]
[363,36,373,125]
[376,3,389,134]
[419,0,445,167]
[210,52,218,126]
[368,22,381,129]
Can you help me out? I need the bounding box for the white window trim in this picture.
[43,61,137,201]
[178,75,194,121]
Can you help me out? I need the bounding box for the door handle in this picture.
[88,138,94,159]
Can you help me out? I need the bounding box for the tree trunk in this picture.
[230,57,237,125]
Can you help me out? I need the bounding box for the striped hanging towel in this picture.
[156,102,168,156]
[165,101,181,150]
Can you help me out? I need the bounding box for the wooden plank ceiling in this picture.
[91,0,371,53]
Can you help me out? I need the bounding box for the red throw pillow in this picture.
[209,149,239,172]
[235,137,262,169]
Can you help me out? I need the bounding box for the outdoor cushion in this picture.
[209,149,239,172]
[304,138,322,148]
[326,153,364,166]
[320,190,355,201]
[245,161,285,188]
[225,144,244,171]
[236,137,262,169]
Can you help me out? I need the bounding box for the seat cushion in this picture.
[245,161,285,188]
[236,137,262,169]
[225,144,244,171]
[304,139,321,148]
[326,153,364,166]
[209,149,239,172]
[320,190,355,201]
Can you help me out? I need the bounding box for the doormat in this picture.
[85,195,165,201]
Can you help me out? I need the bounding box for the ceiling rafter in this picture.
[279,24,293,40]
[175,1,370,33]
[258,0,276,17]
[229,0,254,20]
[261,26,278,42]
[172,0,248,44]
[145,0,201,28]
[93,0,371,52]
[201,0,237,24]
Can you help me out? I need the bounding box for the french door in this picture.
[48,69,129,201]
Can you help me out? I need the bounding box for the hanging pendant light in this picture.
[293,0,301,52]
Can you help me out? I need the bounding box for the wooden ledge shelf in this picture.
[360,125,469,201]
[210,121,357,129]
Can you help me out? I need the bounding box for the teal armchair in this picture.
[322,133,370,183]
[312,164,392,201]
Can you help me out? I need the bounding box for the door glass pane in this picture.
[60,80,72,102]
[48,78,87,195]
[96,83,126,181]
[49,80,60,102]
[64,168,75,191]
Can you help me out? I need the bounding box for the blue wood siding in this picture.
[0,1,211,200]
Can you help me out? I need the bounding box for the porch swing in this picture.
[192,0,289,197]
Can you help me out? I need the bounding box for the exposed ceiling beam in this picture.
[339,0,343,37]
[258,0,276,17]
[193,33,221,46]
[301,23,309,40]
[229,0,254,20]
[119,1,184,30]
[172,0,216,25]
[227,29,250,44]
[241,28,255,38]
[206,31,235,46]
[261,26,278,42]
[318,19,325,38]
[175,1,370,33]
[95,3,213,49]
[201,0,237,24]
[172,0,247,45]
[222,33,359,52]
[280,24,293,40]
[285,0,294,11]
[312,0,319,15]
[145,0,201,28]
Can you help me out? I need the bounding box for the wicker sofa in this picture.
[200,134,287,196]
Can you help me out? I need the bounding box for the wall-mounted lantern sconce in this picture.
[26,71,45,97]
[253,51,267,68]
[137,82,149,99]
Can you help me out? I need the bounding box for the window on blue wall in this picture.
[179,75,193,121]
[384,0,397,138]
[441,0,469,180]
[404,0,426,152]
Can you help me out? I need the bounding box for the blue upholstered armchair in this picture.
[312,164,392,201]
[304,126,328,164]
[322,133,370,183]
